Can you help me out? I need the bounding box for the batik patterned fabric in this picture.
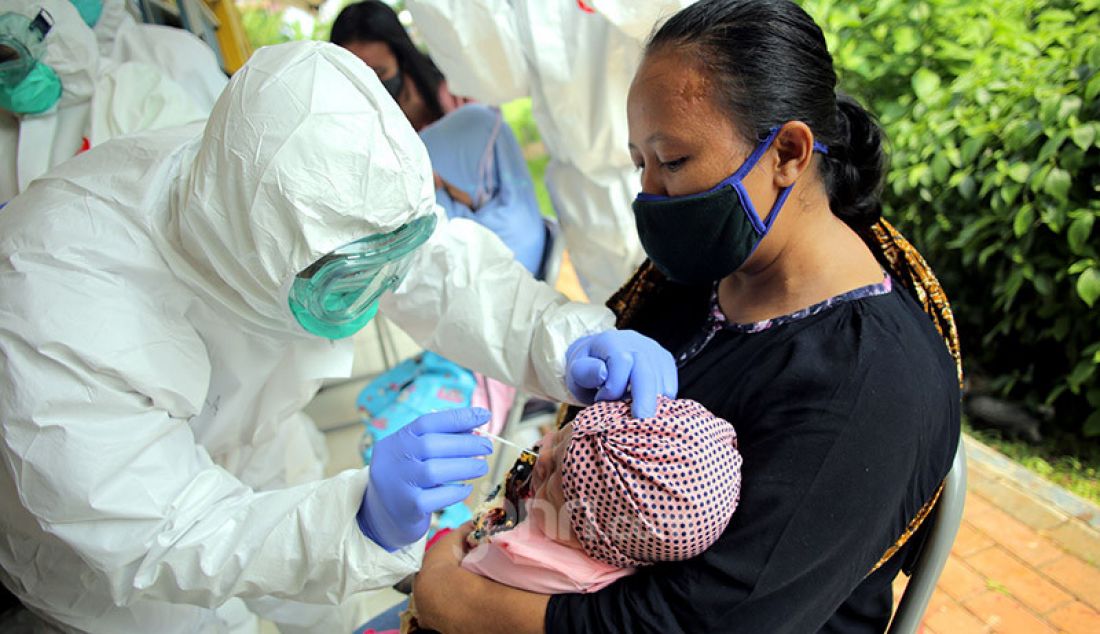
[857,219,963,388]
[562,397,742,568]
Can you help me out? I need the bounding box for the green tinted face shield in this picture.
[0,10,51,89]
[288,214,437,339]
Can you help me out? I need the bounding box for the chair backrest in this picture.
[887,441,968,634]
[535,217,564,285]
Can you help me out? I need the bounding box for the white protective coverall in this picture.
[405,0,694,304]
[0,41,611,633]
[0,0,205,205]
[94,0,228,112]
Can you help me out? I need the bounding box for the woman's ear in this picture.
[772,121,815,188]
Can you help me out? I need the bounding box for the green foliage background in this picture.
[802,0,1100,439]
[238,4,338,50]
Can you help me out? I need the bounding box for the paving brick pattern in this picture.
[893,451,1100,633]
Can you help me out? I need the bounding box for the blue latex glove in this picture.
[565,329,678,419]
[357,407,493,551]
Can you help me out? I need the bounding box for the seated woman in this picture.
[401,396,741,631]
[331,1,545,274]
[410,1,963,632]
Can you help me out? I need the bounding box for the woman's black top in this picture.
[545,279,960,633]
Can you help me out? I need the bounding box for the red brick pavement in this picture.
[893,465,1100,633]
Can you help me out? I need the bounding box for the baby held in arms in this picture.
[463,395,743,593]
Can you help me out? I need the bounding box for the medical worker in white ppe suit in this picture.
[0,41,676,633]
[0,0,205,206]
[405,0,695,304]
[82,0,228,111]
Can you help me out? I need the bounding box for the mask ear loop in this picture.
[739,127,832,234]
[731,127,783,235]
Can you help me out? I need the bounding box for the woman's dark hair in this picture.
[331,1,445,123]
[647,0,885,227]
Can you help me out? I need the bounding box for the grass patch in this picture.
[964,421,1100,505]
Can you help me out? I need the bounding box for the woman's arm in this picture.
[416,413,955,633]
[414,526,549,634]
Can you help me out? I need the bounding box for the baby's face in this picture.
[528,423,579,547]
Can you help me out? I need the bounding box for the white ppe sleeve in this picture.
[405,0,530,104]
[0,336,421,609]
[380,217,615,404]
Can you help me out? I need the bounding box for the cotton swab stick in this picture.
[475,430,528,452]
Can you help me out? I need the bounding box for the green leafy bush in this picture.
[239,6,333,51]
[239,7,298,50]
[802,0,1100,437]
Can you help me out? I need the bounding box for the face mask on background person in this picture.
[632,126,828,284]
[0,8,61,115]
[288,213,438,339]
[379,64,403,99]
[68,0,100,27]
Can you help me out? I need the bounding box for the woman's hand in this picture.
[413,522,549,634]
[422,521,474,577]
[414,522,475,630]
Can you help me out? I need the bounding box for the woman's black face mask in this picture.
[380,66,403,99]
[632,127,828,284]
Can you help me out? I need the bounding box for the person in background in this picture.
[0,0,205,206]
[0,40,677,633]
[82,0,228,112]
[331,0,467,132]
[405,0,696,304]
[331,0,546,475]
[419,103,546,275]
[331,0,544,274]
[410,1,961,632]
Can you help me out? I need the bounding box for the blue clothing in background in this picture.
[420,104,546,275]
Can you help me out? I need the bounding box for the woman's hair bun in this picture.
[821,94,886,228]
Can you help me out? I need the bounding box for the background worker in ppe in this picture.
[79,0,228,112]
[0,40,676,633]
[330,0,545,276]
[405,0,696,304]
[0,0,205,206]
[331,0,547,451]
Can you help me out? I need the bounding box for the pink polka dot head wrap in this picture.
[561,396,742,567]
